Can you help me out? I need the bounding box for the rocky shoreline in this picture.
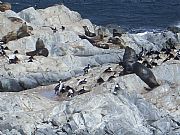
[0,2,180,135]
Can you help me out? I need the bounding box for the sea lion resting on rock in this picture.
[26,38,49,57]
[0,2,11,12]
[133,62,160,89]
[122,46,159,89]
[1,31,17,44]
[122,46,137,74]
[17,22,33,39]
[1,22,33,44]
[83,26,96,37]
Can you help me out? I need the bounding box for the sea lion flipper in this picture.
[133,62,159,89]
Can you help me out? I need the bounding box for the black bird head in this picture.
[14,50,19,54]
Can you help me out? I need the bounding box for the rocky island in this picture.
[0,2,180,135]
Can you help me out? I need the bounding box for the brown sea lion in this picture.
[94,43,109,49]
[26,38,49,57]
[37,48,49,57]
[1,31,17,44]
[26,50,38,57]
[0,2,11,12]
[133,62,159,89]
[83,26,96,37]
[122,46,137,74]
[167,26,180,34]
[8,17,23,23]
[26,48,49,57]
[17,22,32,39]
[36,38,45,51]
[113,29,122,37]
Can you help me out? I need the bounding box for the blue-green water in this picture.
[2,0,180,32]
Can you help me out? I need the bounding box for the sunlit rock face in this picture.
[0,4,180,135]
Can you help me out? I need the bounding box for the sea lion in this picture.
[1,31,17,44]
[0,2,11,12]
[122,46,137,74]
[26,50,38,57]
[113,29,122,37]
[78,35,96,44]
[83,26,96,37]
[133,62,159,89]
[37,48,49,57]
[8,17,23,23]
[17,22,32,39]
[94,43,109,49]
[36,38,45,51]
[167,26,180,34]
[26,38,49,57]
[97,77,104,85]
[97,27,104,41]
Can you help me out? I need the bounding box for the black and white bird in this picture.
[65,86,75,97]
[42,26,58,33]
[103,67,112,73]
[174,49,180,60]
[83,26,96,37]
[14,50,19,54]
[61,26,65,31]
[28,56,34,62]
[78,78,87,86]
[78,86,90,95]
[67,89,75,98]
[54,80,65,95]
[83,64,90,75]
[113,83,120,95]
[0,46,6,56]
[8,53,19,64]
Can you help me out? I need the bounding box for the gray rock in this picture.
[0,78,23,92]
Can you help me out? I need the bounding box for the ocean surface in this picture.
[2,0,180,32]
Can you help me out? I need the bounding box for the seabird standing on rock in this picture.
[113,83,120,95]
[3,46,9,50]
[78,86,90,95]
[83,64,90,75]
[0,46,6,56]
[142,60,152,69]
[103,67,113,73]
[54,80,65,95]
[66,86,75,97]
[154,54,161,60]
[42,26,58,33]
[78,78,87,86]
[14,50,19,54]
[28,56,34,62]
[97,77,105,85]
[8,53,19,64]
[61,26,65,31]
[174,50,180,60]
